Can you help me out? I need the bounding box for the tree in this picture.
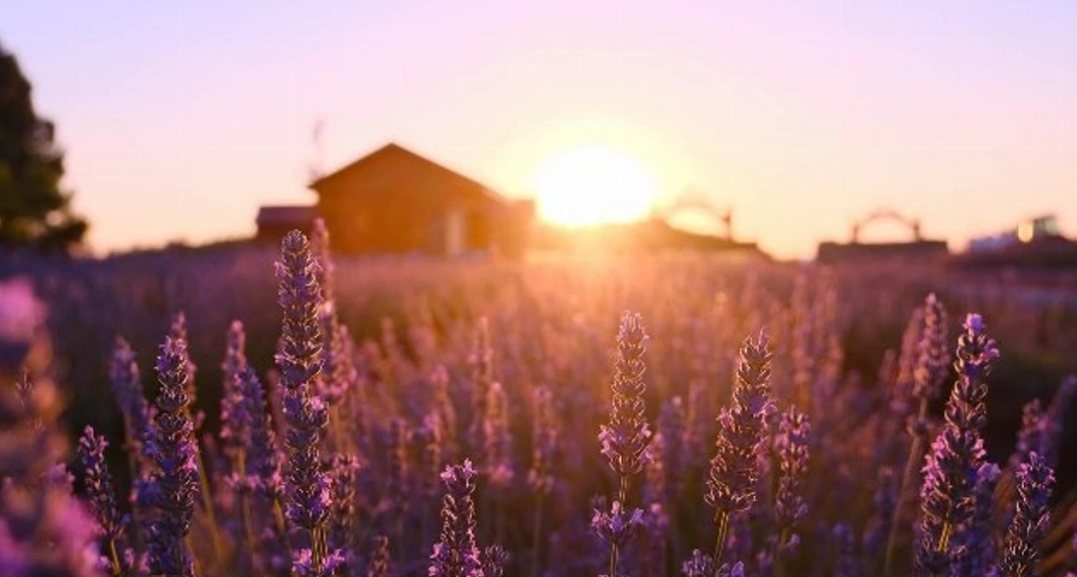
[0,40,87,254]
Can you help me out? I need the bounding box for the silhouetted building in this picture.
[816,208,949,264]
[967,214,1063,252]
[256,206,317,242]
[955,214,1077,269]
[308,143,533,257]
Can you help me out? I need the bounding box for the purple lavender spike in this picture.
[429,460,483,577]
[999,452,1054,577]
[143,336,199,577]
[916,314,1000,576]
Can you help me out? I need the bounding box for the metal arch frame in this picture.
[654,192,733,240]
[851,209,922,243]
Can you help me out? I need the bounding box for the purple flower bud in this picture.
[144,336,200,577]
[706,331,773,516]
[76,427,124,543]
[591,500,644,551]
[774,406,810,535]
[364,535,390,577]
[599,311,653,478]
[429,460,483,577]
[999,452,1054,577]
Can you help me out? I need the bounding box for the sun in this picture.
[529,146,660,227]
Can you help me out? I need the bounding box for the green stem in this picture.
[312,526,327,574]
[608,475,629,577]
[883,398,929,577]
[241,493,257,570]
[108,538,121,576]
[712,510,730,574]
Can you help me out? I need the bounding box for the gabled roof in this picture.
[256,205,317,226]
[308,142,510,205]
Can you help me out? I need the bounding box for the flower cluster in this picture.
[774,406,810,539]
[999,452,1055,577]
[429,460,483,577]
[143,336,200,577]
[275,231,333,575]
[705,331,774,516]
[916,314,1000,575]
[599,311,653,479]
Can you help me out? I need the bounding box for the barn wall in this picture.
[313,147,526,256]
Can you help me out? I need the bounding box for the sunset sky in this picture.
[4,1,1076,258]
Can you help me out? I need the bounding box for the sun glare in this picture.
[529,146,660,227]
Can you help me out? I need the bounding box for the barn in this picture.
[307,143,533,257]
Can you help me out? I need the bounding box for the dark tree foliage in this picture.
[0,41,87,254]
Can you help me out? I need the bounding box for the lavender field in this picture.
[2,226,1077,577]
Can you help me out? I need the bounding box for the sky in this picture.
[4,1,1076,258]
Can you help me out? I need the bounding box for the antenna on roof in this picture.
[308,118,325,182]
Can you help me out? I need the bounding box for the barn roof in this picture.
[308,142,510,205]
[256,205,317,226]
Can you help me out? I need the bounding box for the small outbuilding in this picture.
[308,143,533,257]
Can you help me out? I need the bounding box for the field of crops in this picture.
[2,225,1077,577]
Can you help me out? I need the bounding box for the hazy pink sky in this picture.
[4,1,1076,258]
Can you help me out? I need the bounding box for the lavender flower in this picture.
[319,322,355,407]
[481,545,509,577]
[682,551,743,577]
[912,294,951,403]
[364,535,390,577]
[482,382,513,488]
[292,548,345,577]
[275,231,325,391]
[705,331,773,565]
[232,366,283,500]
[598,311,653,577]
[429,460,483,577]
[275,230,333,575]
[954,462,1001,577]
[76,426,125,572]
[468,318,494,456]
[0,371,105,577]
[144,336,200,577]
[998,452,1054,577]
[1040,376,1075,470]
[916,313,999,576]
[109,338,151,460]
[219,320,249,460]
[431,365,459,461]
[312,221,355,408]
[525,385,556,577]
[310,218,335,304]
[681,550,714,577]
[655,397,686,505]
[327,454,361,565]
[167,313,198,400]
[774,406,810,546]
[591,500,644,551]
[886,294,951,577]
[416,414,445,499]
[893,305,926,408]
[599,311,653,480]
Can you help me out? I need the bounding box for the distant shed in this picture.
[255,206,317,243]
[308,143,533,257]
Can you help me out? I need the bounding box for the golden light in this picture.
[529,145,660,227]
